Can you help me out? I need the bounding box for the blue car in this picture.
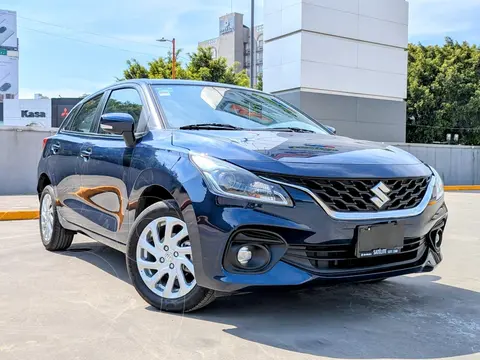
[37,80,448,312]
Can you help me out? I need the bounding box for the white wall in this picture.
[3,99,52,127]
[392,143,480,186]
[264,0,409,100]
[0,126,56,195]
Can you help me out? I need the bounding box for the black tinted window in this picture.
[100,88,143,133]
[66,95,102,133]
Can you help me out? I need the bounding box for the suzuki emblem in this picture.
[370,182,391,209]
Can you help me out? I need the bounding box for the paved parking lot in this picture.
[0,192,479,360]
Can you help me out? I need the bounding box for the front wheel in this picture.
[39,185,74,251]
[126,201,215,312]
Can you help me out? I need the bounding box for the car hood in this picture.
[170,130,431,178]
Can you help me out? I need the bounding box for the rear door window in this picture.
[59,106,80,131]
[65,94,103,133]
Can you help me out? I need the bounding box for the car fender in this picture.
[129,155,210,283]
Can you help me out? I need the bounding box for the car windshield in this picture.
[152,85,330,134]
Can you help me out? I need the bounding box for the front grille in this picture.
[260,174,431,212]
[284,237,426,272]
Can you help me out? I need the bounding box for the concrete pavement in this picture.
[0,192,479,359]
[0,195,38,210]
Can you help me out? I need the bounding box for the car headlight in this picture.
[430,167,444,201]
[191,154,293,206]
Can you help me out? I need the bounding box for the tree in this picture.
[407,38,480,144]
[119,47,250,87]
[256,72,263,91]
[121,59,148,80]
[187,47,250,86]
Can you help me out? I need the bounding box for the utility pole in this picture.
[172,38,176,79]
[250,0,255,88]
[157,37,177,79]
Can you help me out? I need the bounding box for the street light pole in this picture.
[157,37,177,79]
[172,38,176,80]
[250,0,255,88]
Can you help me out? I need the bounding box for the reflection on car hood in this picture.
[170,130,431,178]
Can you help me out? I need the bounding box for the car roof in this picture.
[111,79,263,92]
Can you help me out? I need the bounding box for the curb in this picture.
[0,210,39,221]
[444,185,480,191]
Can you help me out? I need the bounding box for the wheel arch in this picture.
[130,167,189,220]
[37,173,52,199]
[134,184,175,219]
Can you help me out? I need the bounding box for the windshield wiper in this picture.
[179,123,244,130]
[266,127,316,133]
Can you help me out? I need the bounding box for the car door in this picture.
[51,93,105,227]
[77,86,147,243]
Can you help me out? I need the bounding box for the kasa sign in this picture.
[21,109,46,118]
[3,99,52,127]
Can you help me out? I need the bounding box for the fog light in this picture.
[237,246,253,266]
[434,229,443,248]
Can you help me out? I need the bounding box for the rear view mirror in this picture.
[325,125,337,135]
[100,113,136,147]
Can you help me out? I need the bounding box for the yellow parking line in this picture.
[444,185,480,191]
[0,210,39,221]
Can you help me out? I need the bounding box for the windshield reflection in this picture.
[153,85,329,134]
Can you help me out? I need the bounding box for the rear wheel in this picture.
[126,201,215,312]
[39,185,74,251]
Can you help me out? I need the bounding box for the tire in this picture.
[126,201,215,313]
[39,185,74,251]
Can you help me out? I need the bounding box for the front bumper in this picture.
[177,165,448,293]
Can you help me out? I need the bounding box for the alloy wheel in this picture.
[40,193,54,242]
[136,216,196,299]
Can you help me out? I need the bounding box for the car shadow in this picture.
[61,241,480,359]
[60,241,131,284]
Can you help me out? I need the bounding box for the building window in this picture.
[257,35,264,50]
[257,52,263,64]
[257,64,263,74]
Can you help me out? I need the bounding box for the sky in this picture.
[2,0,480,99]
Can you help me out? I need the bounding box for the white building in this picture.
[263,0,409,142]
[199,13,264,84]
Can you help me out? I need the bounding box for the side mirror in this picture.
[100,113,136,147]
[325,125,336,135]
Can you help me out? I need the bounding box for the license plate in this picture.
[356,222,404,258]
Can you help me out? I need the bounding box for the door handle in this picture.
[51,143,60,154]
[80,148,92,161]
